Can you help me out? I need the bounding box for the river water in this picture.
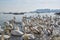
[0,13,55,32]
[0,13,57,40]
[0,13,54,25]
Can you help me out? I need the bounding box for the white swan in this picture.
[22,33,35,40]
[0,26,10,40]
[11,26,23,36]
[11,30,23,36]
[0,26,4,33]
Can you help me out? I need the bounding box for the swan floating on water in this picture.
[11,30,23,36]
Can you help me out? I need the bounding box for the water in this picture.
[0,13,55,30]
[0,13,59,40]
[0,13,54,25]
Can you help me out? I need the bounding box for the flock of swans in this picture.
[0,14,60,40]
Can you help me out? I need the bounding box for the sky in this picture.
[0,0,60,12]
